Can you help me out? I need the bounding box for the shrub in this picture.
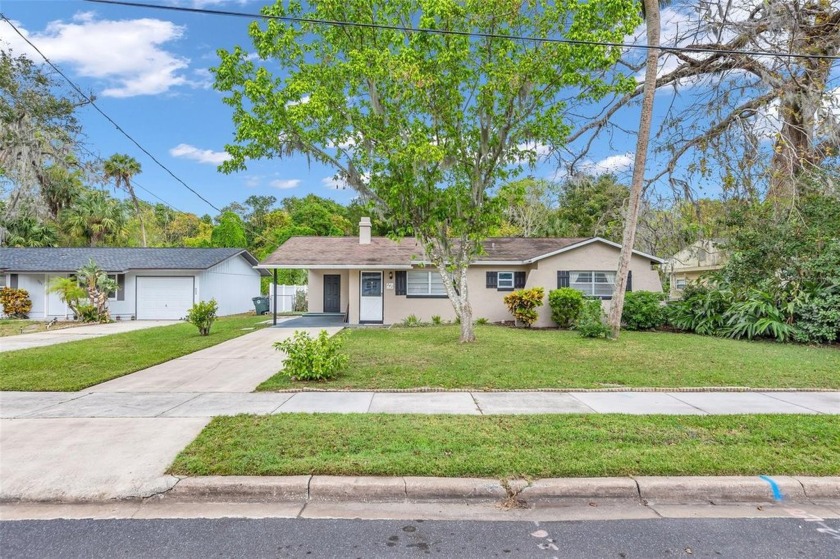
[621,291,667,330]
[185,299,219,336]
[274,329,347,381]
[575,299,609,338]
[666,284,731,336]
[793,293,840,344]
[75,304,99,323]
[548,287,584,328]
[0,287,32,319]
[431,315,442,326]
[474,317,489,325]
[402,314,422,327]
[503,287,545,327]
[721,290,795,342]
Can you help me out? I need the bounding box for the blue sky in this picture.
[1,0,723,216]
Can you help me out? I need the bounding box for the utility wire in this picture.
[86,0,840,61]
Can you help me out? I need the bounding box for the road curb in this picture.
[158,475,840,506]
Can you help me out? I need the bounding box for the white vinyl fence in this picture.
[268,284,308,313]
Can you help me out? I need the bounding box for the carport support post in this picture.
[272,268,278,326]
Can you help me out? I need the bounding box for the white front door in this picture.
[45,274,69,318]
[359,271,383,323]
[136,276,194,320]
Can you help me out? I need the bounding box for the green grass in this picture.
[169,414,840,477]
[0,315,268,391]
[0,319,83,337]
[257,325,840,391]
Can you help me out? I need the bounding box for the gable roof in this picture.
[0,247,269,275]
[259,236,664,268]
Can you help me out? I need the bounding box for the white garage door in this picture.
[136,277,194,320]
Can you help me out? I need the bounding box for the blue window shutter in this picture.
[514,271,526,289]
[626,270,633,292]
[395,271,406,296]
[117,274,125,301]
[486,271,498,288]
[10,274,18,289]
[557,271,569,288]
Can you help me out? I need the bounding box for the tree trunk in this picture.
[607,0,660,339]
[131,196,147,247]
[458,298,475,343]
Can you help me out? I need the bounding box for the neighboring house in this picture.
[0,247,268,320]
[665,240,728,299]
[259,218,664,327]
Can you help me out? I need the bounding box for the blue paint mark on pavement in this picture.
[759,475,784,501]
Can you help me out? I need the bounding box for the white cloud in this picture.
[244,175,262,188]
[580,153,635,175]
[1,14,190,97]
[169,143,232,165]
[269,179,301,190]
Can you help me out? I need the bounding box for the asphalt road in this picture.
[2,517,839,558]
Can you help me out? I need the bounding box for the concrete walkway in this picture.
[2,389,838,419]
[0,320,174,353]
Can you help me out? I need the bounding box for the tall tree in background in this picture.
[103,154,145,246]
[214,0,641,342]
[0,50,84,221]
[570,0,840,205]
[607,0,660,339]
[61,189,125,247]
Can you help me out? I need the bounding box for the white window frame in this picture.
[107,274,122,301]
[674,278,687,290]
[497,271,515,290]
[406,270,447,297]
[570,270,616,298]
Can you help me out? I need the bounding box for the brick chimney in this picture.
[359,217,371,245]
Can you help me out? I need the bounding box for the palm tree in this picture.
[61,189,125,247]
[103,154,145,246]
[607,0,661,339]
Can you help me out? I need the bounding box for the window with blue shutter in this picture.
[486,271,498,288]
[557,270,569,288]
[514,271,526,289]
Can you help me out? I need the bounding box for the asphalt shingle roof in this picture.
[0,247,264,274]
[260,237,594,267]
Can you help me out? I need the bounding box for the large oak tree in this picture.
[214,0,641,341]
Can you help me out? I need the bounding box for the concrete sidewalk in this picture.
[0,320,174,353]
[2,389,838,418]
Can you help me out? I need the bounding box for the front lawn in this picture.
[0,319,83,337]
[257,325,840,390]
[169,414,840,477]
[0,315,268,391]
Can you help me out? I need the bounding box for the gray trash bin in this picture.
[252,296,270,315]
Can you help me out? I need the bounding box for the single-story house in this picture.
[259,218,664,327]
[0,247,268,320]
[664,239,727,299]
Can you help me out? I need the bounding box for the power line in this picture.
[86,0,840,62]
[0,13,224,215]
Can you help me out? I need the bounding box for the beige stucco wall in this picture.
[307,241,663,326]
[307,270,350,314]
[526,242,662,326]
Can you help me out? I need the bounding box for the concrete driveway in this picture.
[0,325,343,501]
[0,321,174,353]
